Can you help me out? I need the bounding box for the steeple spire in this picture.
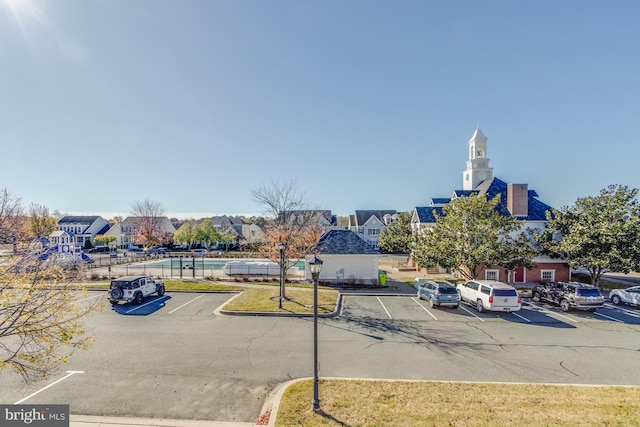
[462,126,493,190]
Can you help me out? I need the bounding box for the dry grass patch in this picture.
[161,279,236,291]
[276,380,640,427]
[222,287,338,313]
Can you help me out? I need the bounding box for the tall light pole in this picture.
[307,255,323,413]
[278,243,285,309]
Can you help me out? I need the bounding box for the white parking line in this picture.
[594,312,624,323]
[458,304,484,321]
[525,302,579,323]
[125,296,170,314]
[548,311,578,323]
[510,311,531,323]
[15,371,84,404]
[376,296,392,319]
[169,294,204,314]
[605,303,640,317]
[412,297,438,320]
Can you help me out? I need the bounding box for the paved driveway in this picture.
[2,290,640,423]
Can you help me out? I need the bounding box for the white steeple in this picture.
[462,127,493,190]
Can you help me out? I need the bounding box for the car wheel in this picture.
[452,304,459,309]
[429,297,435,308]
[532,292,541,303]
[157,285,165,297]
[134,292,144,305]
[611,295,621,305]
[560,299,570,312]
[476,299,484,313]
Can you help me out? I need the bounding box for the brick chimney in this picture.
[507,184,528,216]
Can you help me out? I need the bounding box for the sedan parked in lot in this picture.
[415,279,459,308]
[609,286,640,307]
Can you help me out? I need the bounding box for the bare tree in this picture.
[109,215,124,225]
[251,180,326,301]
[0,187,27,253]
[0,191,99,384]
[129,199,166,248]
[0,257,99,384]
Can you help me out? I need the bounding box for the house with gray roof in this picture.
[411,127,569,284]
[55,215,110,248]
[349,210,398,250]
[305,230,381,285]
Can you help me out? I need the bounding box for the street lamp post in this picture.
[278,243,285,309]
[307,255,323,413]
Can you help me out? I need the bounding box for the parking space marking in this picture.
[605,304,640,317]
[125,296,170,314]
[524,302,579,323]
[412,297,437,320]
[15,371,84,404]
[545,310,578,323]
[511,311,531,323]
[458,303,484,321]
[594,311,624,323]
[168,294,205,314]
[376,297,392,319]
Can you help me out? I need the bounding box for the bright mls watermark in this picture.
[1,405,69,426]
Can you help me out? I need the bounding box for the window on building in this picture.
[368,240,378,249]
[368,228,380,236]
[541,270,555,282]
[358,227,364,234]
[485,270,499,281]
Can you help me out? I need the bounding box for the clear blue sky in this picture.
[1,0,638,219]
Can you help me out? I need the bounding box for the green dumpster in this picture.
[378,270,387,285]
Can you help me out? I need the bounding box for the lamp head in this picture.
[308,255,323,279]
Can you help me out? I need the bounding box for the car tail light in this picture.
[489,296,493,303]
[518,295,521,303]
[435,291,441,297]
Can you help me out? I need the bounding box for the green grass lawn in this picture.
[275,379,640,427]
[222,287,338,314]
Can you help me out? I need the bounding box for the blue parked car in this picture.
[415,279,460,309]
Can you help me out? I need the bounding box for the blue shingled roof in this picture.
[430,198,450,205]
[418,177,553,223]
[481,177,552,221]
[415,206,444,223]
[58,215,101,224]
[314,230,380,255]
[452,190,477,197]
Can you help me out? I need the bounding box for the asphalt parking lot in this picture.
[2,289,640,424]
[343,293,640,325]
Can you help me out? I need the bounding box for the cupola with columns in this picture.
[462,127,493,190]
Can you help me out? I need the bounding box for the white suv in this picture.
[457,280,521,313]
[108,275,165,305]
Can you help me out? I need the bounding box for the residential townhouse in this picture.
[55,216,110,248]
[349,210,398,250]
